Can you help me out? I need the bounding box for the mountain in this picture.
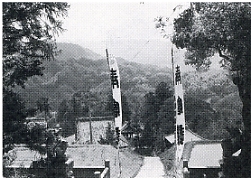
[19,43,172,112]
[56,43,104,60]
[18,42,240,140]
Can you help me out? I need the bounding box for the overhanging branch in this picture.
[218,48,230,61]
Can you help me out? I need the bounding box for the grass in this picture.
[158,146,183,178]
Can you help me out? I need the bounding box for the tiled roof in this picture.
[76,116,114,122]
[165,129,206,144]
[182,140,223,168]
[6,146,45,168]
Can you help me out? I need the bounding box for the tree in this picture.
[140,121,154,149]
[36,97,50,121]
[3,2,69,90]
[140,82,172,152]
[3,2,69,148]
[142,83,172,129]
[157,2,251,177]
[140,92,157,150]
[141,92,157,123]
[121,93,132,123]
[3,90,28,152]
[155,82,172,118]
[105,122,115,145]
[57,98,77,137]
[157,98,175,135]
[155,82,172,103]
[3,90,26,136]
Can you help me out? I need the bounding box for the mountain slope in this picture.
[19,43,172,113]
[18,43,240,140]
[56,43,104,60]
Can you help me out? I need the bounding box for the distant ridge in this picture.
[56,42,104,60]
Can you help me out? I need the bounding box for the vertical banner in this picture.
[106,49,123,137]
[172,48,186,163]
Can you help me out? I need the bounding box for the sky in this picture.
[56,1,192,69]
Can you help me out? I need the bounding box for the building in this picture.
[165,129,207,148]
[76,116,114,144]
[121,121,135,139]
[165,130,224,177]
[121,121,142,139]
[182,140,223,178]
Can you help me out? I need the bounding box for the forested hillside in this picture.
[183,70,242,139]
[18,42,241,140]
[18,43,170,113]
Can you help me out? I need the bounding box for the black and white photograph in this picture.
[2,2,251,178]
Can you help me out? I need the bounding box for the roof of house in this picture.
[182,140,223,168]
[233,149,241,156]
[121,121,135,133]
[5,146,45,168]
[165,129,207,144]
[118,134,129,148]
[76,116,114,122]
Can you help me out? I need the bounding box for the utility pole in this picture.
[73,94,78,141]
[89,107,93,144]
[63,112,68,137]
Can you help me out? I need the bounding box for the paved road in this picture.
[134,157,166,178]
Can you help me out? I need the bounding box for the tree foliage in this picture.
[172,3,251,71]
[156,2,251,177]
[2,2,69,148]
[3,2,69,90]
[105,122,115,145]
[3,90,26,134]
[140,82,172,150]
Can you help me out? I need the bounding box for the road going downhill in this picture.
[134,156,166,178]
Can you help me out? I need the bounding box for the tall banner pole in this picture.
[106,49,123,178]
[106,49,123,136]
[172,46,186,177]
